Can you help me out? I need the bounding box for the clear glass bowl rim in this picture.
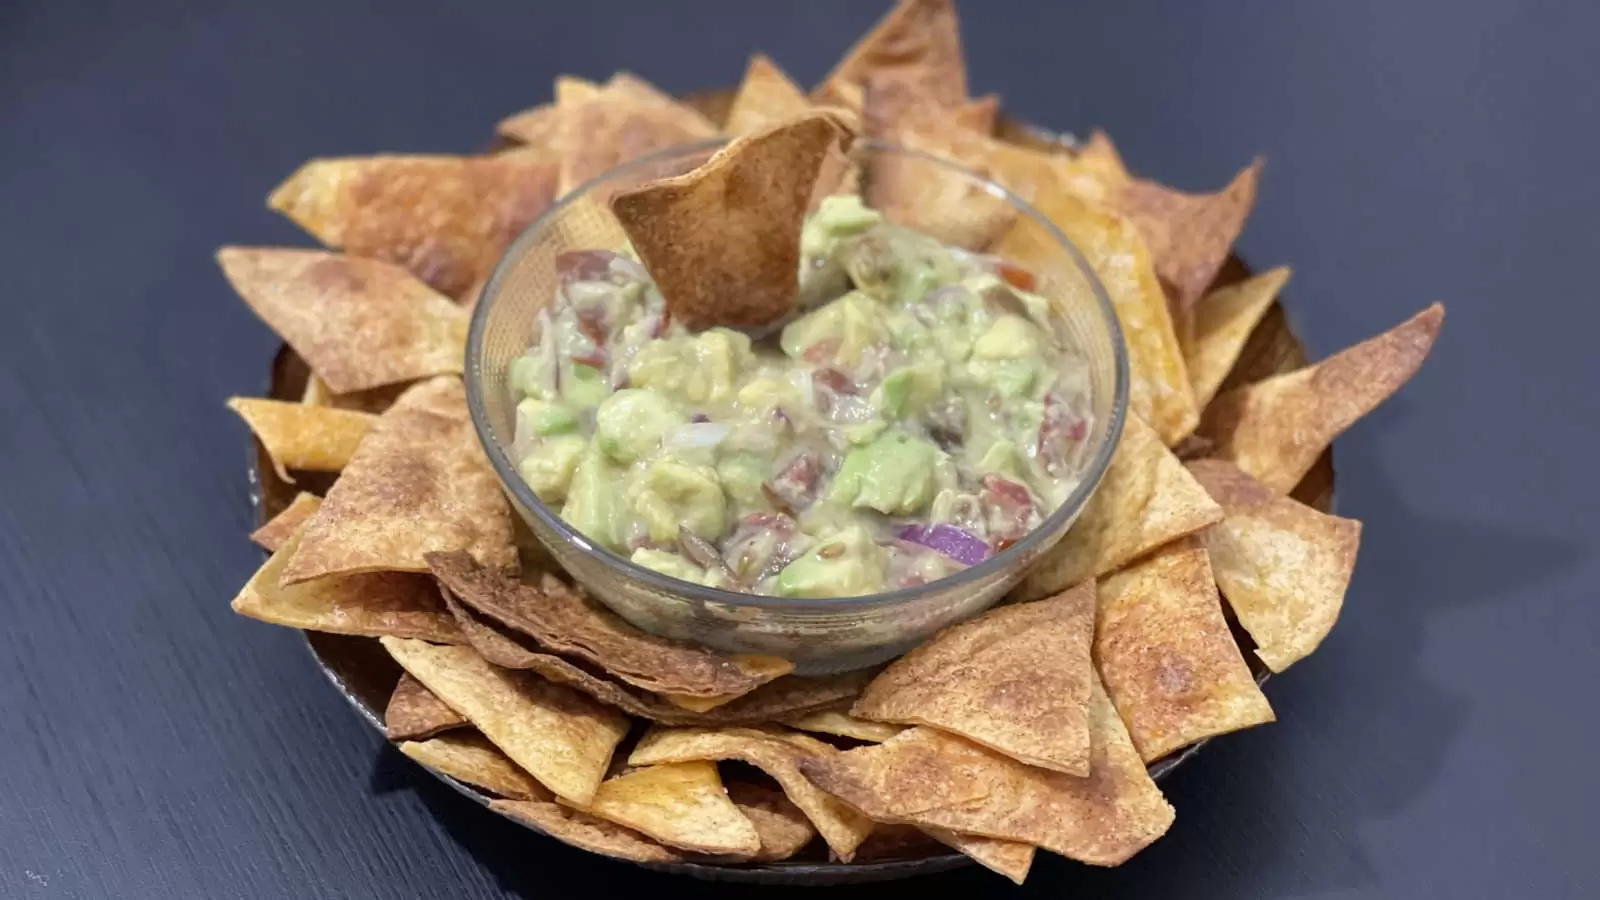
[466,136,1130,612]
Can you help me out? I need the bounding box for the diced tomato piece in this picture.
[575,307,610,346]
[811,367,858,396]
[994,258,1037,292]
[763,451,823,513]
[1037,393,1088,475]
[802,337,842,364]
[981,473,1035,546]
[570,350,608,369]
[555,249,615,283]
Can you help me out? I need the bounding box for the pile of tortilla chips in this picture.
[222,0,1442,884]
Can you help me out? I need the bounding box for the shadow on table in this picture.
[371,405,1581,899]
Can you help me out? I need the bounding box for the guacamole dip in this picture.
[509,196,1095,598]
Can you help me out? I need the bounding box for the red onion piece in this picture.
[895,523,991,566]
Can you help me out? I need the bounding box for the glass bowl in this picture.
[466,139,1129,674]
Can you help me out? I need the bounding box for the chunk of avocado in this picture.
[716,453,773,515]
[594,388,686,465]
[560,445,624,550]
[631,459,727,544]
[974,438,1028,482]
[828,431,944,516]
[801,195,884,261]
[966,357,1037,398]
[972,314,1042,361]
[508,350,558,401]
[630,548,707,583]
[736,375,805,418]
[562,362,611,407]
[780,291,887,366]
[518,434,588,503]
[628,328,752,405]
[516,397,579,436]
[874,361,946,419]
[775,525,887,599]
[841,417,888,446]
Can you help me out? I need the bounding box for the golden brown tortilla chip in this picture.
[217,248,468,395]
[628,727,877,861]
[852,581,1096,774]
[726,54,812,135]
[555,76,718,197]
[573,761,760,857]
[280,377,516,584]
[249,492,322,553]
[1184,266,1292,408]
[923,829,1035,884]
[1186,460,1362,671]
[232,526,461,643]
[266,152,558,298]
[864,120,1017,251]
[781,708,905,743]
[815,0,967,111]
[400,731,549,800]
[996,183,1199,444]
[1017,414,1222,601]
[226,397,374,482]
[1095,540,1275,761]
[300,375,411,414]
[491,798,682,863]
[496,102,561,149]
[428,550,790,699]
[1116,159,1264,317]
[381,637,630,806]
[800,678,1174,866]
[954,94,999,134]
[1199,303,1445,493]
[726,781,817,861]
[385,673,467,740]
[611,112,852,331]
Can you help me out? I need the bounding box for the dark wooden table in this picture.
[3,1,1597,897]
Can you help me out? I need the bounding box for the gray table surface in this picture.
[2,1,1596,897]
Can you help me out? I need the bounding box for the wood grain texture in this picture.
[1,1,1597,899]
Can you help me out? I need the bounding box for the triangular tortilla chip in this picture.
[782,707,905,743]
[611,112,853,331]
[815,0,967,111]
[250,492,322,553]
[300,375,410,414]
[428,550,790,699]
[400,731,549,800]
[1199,302,1444,493]
[852,581,1096,774]
[555,75,718,197]
[996,182,1199,444]
[923,829,1035,884]
[627,727,876,861]
[232,525,461,643]
[954,94,998,134]
[1095,540,1275,761]
[491,798,682,863]
[1017,414,1222,601]
[1116,159,1264,317]
[227,397,374,482]
[280,377,516,584]
[381,637,630,806]
[800,678,1174,866]
[266,152,558,298]
[864,117,1018,251]
[726,54,812,135]
[726,781,817,861]
[571,761,760,857]
[217,248,468,395]
[1187,460,1362,671]
[496,102,561,150]
[385,673,467,740]
[1184,266,1291,408]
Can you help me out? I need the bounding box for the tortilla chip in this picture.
[924,829,1035,884]
[556,75,602,107]
[1116,159,1264,317]
[1017,414,1222,601]
[865,123,1016,251]
[250,492,322,553]
[279,377,515,584]
[627,727,876,861]
[954,94,999,134]
[266,152,558,298]
[611,112,852,332]
[428,551,789,699]
[572,761,760,857]
[226,397,374,482]
[1095,540,1275,761]
[300,375,411,414]
[852,581,1096,774]
[782,708,905,744]
[555,76,718,197]
[726,781,817,861]
[726,54,811,135]
[381,637,629,805]
[1186,460,1362,671]
[815,0,967,111]
[400,731,548,800]
[386,673,467,740]
[232,526,461,643]
[217,248,468,395]
[496,102,561,149]
[491,798,682,863]
[1199,303,1445,493]
[800,678,1174,866]
[996,183,1198,444]
[1184,267,1292,408]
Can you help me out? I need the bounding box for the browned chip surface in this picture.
[1184,266,1292,408]
[491,798,682,863]
[782,708,905,743]
[266,152,558,298]
[496,102,561,149]
[428,550,789,700]
[280,377,515,584]
[217,248,468,394]
[1095,540,1275,761]
[227,397,375,481]
[726,781,817,861]
[1116,159,1264,317]
[628,727,876,861]
[815,0,967,111]
[1199,303,1445,493]
[575,760,760,857]
[924,829,1035,884]
[1187,459,1362,671]
[249,492,322,553]
[1017,414,1222,601]
[726,54,812,135]
[382,638,630,806]
[853,581,1096,774]
[556,74,718,197]
[611,112,851,331]
[864,112,1022,251]
[400,731,549,800]
[385,673,467,740]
